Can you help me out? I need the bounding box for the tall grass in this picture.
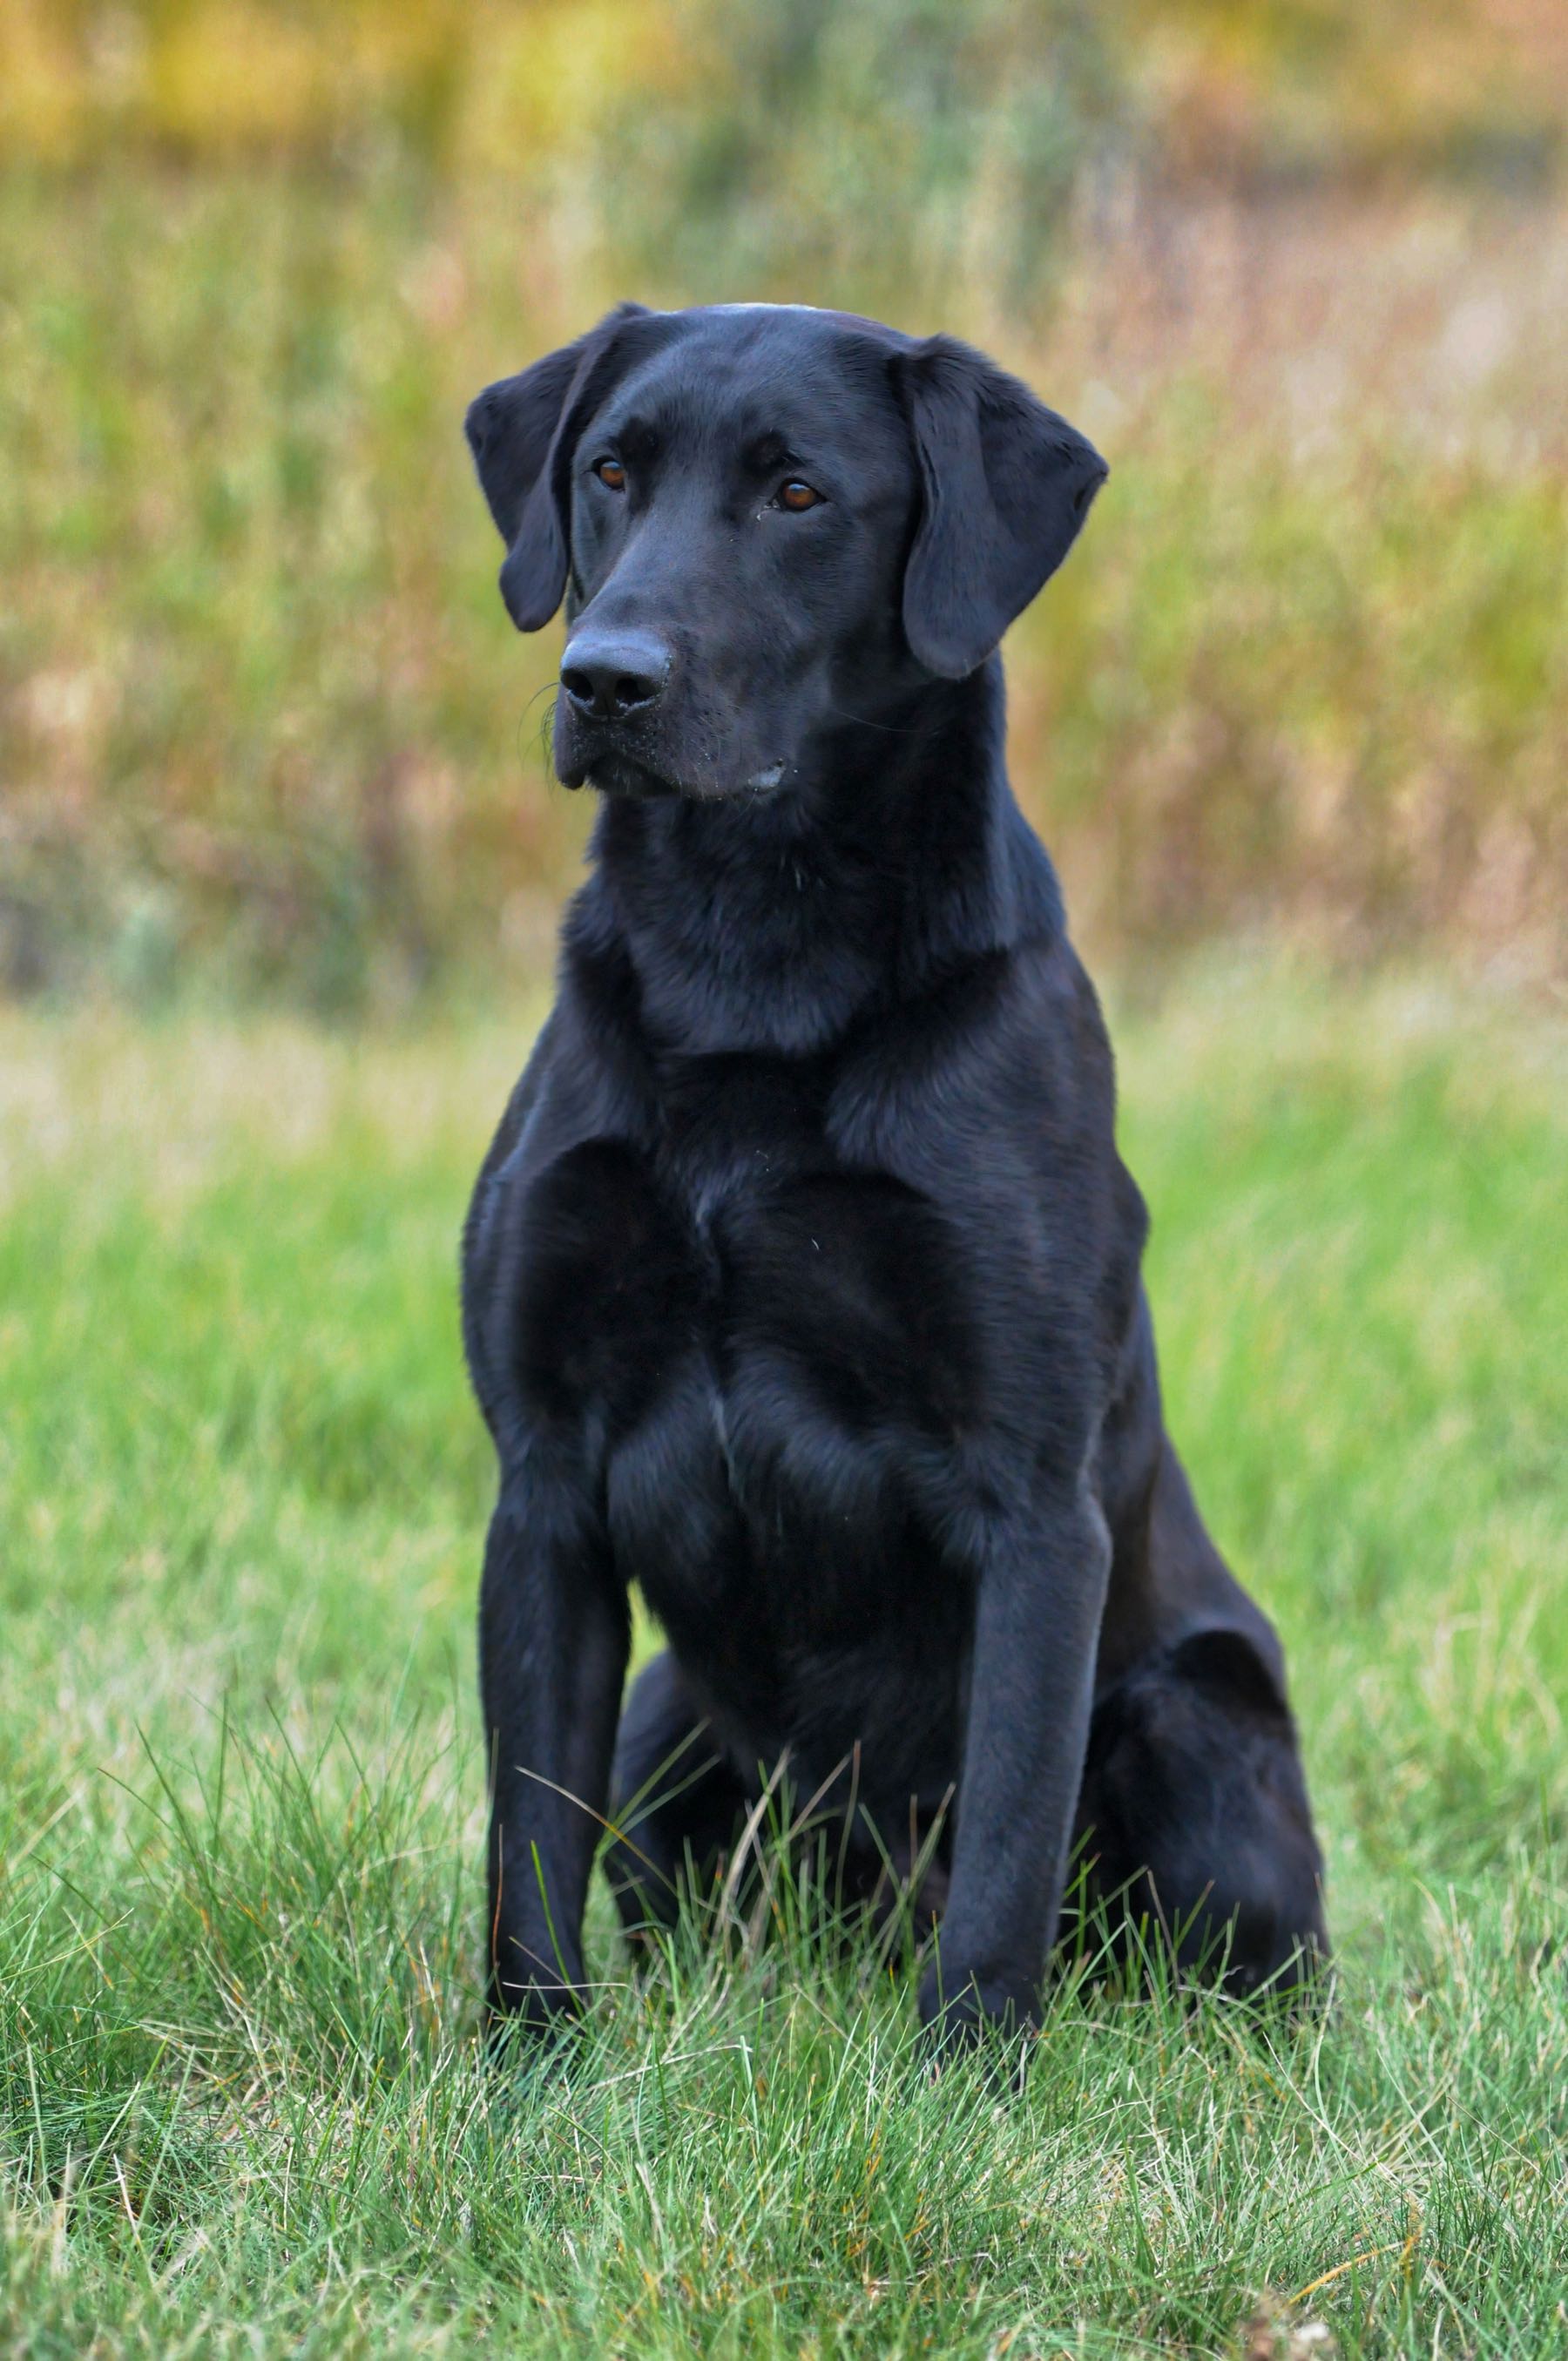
[4,161,1565,1007]
[4,1,1567,1003]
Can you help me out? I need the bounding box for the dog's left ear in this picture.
[895,335,1107,680]
[465,301,652,632]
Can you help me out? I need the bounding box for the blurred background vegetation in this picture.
[2,0,1565,1011]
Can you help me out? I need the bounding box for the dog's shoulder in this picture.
[826,920,1115,1172]
[459,991,618,1431]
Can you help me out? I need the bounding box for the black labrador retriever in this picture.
[461,301,1327,2058]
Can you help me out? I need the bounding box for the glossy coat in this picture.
[461,303,1327,2054]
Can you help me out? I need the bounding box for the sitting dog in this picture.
[461,301,1327,2056]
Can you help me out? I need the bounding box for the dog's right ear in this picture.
[465,302,651,633]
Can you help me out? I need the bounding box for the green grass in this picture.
[2,960,1565,2356]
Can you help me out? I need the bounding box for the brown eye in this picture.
[778,479,822,511]
[595,458,625,490]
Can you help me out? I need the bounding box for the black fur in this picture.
[461,301,1327,2057]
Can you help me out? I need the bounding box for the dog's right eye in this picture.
[594,458,626,490]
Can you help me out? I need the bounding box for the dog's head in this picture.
[466,302,1105,802]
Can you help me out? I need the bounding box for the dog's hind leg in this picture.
[1070,1627,1328,1998]
[605,1650,746,1940]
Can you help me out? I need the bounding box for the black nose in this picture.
[559,628,670,721]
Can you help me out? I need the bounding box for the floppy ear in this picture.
[895,335,1108,680]
[464,301,651,633]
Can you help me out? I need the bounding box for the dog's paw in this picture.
[916,1963,1037,2087]
[483,1975,586,2072]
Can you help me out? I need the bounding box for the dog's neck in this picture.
[565,658,1064,1059]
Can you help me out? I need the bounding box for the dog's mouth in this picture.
[570,748,680,801]
[559,736,788,804]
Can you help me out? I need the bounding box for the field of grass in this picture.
[2,958,1565,2356]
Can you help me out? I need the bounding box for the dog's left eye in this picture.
[775,480,823,512]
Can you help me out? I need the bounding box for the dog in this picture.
[461,301,1327,2058]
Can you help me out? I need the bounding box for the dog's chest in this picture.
[516,1095,983,1623]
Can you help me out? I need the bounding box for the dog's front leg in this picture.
[480,1458,628,2042]
[920,1485,1112,2062]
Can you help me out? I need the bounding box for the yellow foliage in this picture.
[457,0,691,172]
[0,0,1560,178]
[0,0,84,162]
[0,0,699,168]
[150,7,332,153]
